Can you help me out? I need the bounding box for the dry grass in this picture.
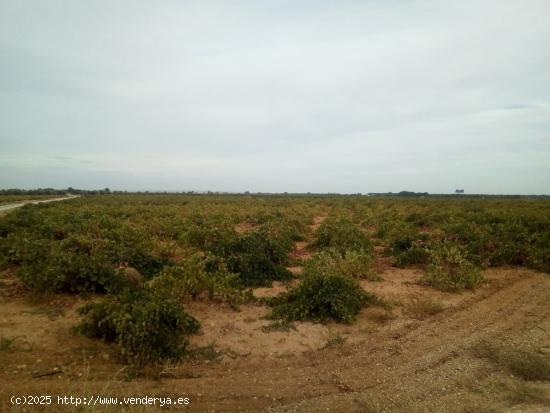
[507,350,550,381]
[407,298,445,319]
[504,381,549,405]
[21,306,64,319]
[261,320,297,333]
[185,344,224,363]
[473,341,550,381]
[324,333,346,348]
[0,336,22,352]
[365,307,397,324]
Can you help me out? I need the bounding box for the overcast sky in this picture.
[1,1,549,194]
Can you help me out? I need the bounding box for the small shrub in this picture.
[304,249,379,280]
[405,212,430,227]
[78,290,200,367]
[314,217,372,255]
[388,231,417,253]
[183,223,235,254]
[423,243,483,292]
[385,225,430,267]
[262,217,308,243]
[268,273,379,323]
[98,226,168,277]
[393,244,430,267]
[527,244,550,273]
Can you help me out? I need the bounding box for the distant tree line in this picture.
[368,191,429,197]
[0,187,112,195]
[1,188,548,199]
[0,188,69,195]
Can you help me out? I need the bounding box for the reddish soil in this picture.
[288,215,327,261]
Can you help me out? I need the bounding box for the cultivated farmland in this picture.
[1,194,549,412]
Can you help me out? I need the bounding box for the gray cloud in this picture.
[1,0,549,193]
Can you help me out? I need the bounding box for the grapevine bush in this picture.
[78,289,199,366]
[268,273,379,323]
[314,217,372,254]
[423,243,484,292]
[303,248,377,280]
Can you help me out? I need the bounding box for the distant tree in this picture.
[455,189,465,194]
[398,191,429,197]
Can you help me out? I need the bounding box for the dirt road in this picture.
[0,195,80,213]
[0,195,79,213]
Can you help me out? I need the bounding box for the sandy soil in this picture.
[1,267,549,412]
[288,215,327,261]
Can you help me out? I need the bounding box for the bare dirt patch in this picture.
[309,214,327,232]
[289,241,311,260]
[252,281,289,298]
[234,222,259,234]
[288,214,328,262]
[286,266,303,276]
[186,301,329,360]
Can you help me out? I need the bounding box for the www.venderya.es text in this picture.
[11,395,190,407]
